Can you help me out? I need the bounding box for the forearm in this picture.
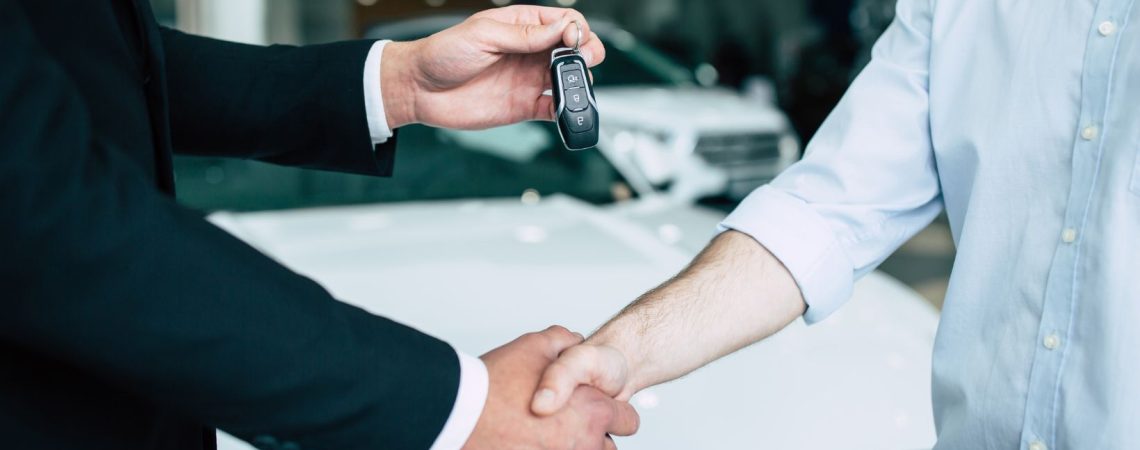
[589,230,806,395]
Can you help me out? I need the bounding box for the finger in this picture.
[474,18,567,54]
[474,5,584,31]
[603,435,618,450]
[559,14,591,50]
[538,325,584,358]
[579,32,606,67]
[604,399,641,437]
[532,345,625,415]
[531,95,555,122]
[474,6,594,53]
[531,350,591,415]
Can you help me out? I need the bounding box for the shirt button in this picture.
[1043,334,1062,350]
[1080,125,1099,141]
[1098,21,1117,36]
[1062,228,1078,243]
[1029,440,1048,450]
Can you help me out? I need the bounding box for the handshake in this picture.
[462,231,807,450]
[464,326,636,450]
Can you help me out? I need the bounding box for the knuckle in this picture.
[547,324,570,335]
[521,331,545,345]
[547,325,578,342]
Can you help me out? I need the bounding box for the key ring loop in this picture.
[570,20,582,52]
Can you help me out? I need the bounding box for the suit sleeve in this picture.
[0,3,455,449]
[159,28,397,177]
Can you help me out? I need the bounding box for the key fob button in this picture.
[564,88,589,112]
[565,109,594,133]
[561,69,585,89]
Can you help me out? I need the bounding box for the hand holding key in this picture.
[379,6,605,131]
[551,22,600,150]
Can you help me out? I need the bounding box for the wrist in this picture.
[380,40,421,129]
[586,327,649,396]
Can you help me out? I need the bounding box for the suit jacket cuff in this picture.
[429,349,488,450]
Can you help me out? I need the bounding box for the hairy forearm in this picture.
[589,230,806,394]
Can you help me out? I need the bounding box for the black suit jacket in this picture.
[0,1,461,449]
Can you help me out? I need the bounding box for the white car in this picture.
[207,179,938,448]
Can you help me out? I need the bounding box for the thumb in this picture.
[531,344,629,416]
[473,18,568,54]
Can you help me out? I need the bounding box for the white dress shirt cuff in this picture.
[718,186,856,324]
[429,349,489,450]
[363,40,394,145]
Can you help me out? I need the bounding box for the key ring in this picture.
[570,20,582,52]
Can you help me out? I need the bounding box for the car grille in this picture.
[694,133,784,166]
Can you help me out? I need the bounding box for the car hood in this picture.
[210,195,707,345]
[596,86,789,133]
[211,195,937,450]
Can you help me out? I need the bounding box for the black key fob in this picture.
[551,48,599,150]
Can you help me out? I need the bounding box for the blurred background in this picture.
[150,0,953,308]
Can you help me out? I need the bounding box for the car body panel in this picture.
[597,86,790,134]
[211,196,937,450]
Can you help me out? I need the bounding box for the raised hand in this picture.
[380,5,606,130]
[465,326,639,450]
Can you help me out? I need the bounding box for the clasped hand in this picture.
[466,327,637,450]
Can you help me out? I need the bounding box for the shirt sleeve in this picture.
[429,349,489,450]
[720,0,942,324]
[363,40,394,145]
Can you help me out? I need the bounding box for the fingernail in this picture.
[535,389,555,407]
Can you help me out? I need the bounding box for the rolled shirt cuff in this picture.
[718,186,855,324]
[428,349,489,450]
[363,40,394,145]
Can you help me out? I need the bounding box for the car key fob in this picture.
[550,47,599,150]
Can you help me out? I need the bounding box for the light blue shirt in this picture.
[720,0,1140,449]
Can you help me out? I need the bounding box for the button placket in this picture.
[1017,2,1134,447]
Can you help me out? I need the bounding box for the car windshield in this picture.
[174,122,633,212]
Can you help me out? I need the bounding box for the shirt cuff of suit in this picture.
[718,185,856,324]
[363,40,394,145]
[428,349,488,450]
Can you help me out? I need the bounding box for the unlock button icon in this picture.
[565,87,589,112]
[566,110,594,133]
